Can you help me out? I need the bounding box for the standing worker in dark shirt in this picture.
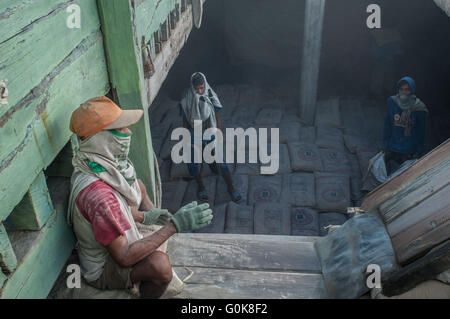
[179,72,242,203]
[382,76,428,175]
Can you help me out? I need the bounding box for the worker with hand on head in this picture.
[68,96,213,299]
[179,72,242,203]
[382,77,428,175]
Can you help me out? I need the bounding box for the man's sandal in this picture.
[231,191,242,203]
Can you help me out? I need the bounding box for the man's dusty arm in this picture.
[107,221,177,268]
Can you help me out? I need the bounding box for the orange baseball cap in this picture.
[70,96,143,138]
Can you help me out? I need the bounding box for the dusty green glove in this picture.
[170,201,213,233]
[143,208,173,226]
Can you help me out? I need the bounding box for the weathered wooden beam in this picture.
[135,0,183,44]
[379,158,450,225]
[0,203,76,298]
[362,139,450,212]
[154,30,162,54]
[167,233,321,273]
[97,0,157,203]
[0,0,72,44]
[389,183,450,265]
[160,20,170,42]
[0,0,101,114]
[173,266,327,299]
[382,240,450,297]
[0,32,109,222]
[6,172,54,231]
[0,224,17,274]
[0,270,6,289]
[146,4,193,105]
[299,0,326,125]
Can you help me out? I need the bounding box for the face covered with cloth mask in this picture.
[70,96,144,207]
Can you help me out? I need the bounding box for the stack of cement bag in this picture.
[151,85,386,236]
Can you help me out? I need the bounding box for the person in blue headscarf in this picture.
[382,76,428,175]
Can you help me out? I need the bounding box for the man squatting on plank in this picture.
[67,96,213,298]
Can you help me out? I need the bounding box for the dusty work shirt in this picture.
[69,172,142,282]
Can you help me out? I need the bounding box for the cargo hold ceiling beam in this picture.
[299,0,326,125]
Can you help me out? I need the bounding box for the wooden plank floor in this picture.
[167,233,327,299]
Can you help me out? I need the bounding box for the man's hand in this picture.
[171,201,213,232]
[143,208,173,226]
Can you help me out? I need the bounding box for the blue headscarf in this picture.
[397,76,416,95]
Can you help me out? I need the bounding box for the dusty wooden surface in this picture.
[389,183,450,265]
[1,178,76,298]
[167,233,326,299]
[382,240,450,297]
[361,139,450,212]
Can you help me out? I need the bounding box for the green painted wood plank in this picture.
[0,202,76,298]
[0,224,17,274]
[6,172,54,231]
[0,0,72,44]
[0,32,109,221]
[0,270,6,289]
[135,0,181,43]
[0,0,100,118]
[98,0,156,203]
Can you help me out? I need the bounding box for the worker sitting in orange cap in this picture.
[67,96,213,298]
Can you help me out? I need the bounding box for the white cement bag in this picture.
[356,147,379,177]
[315,125,345,152]
[248,175,283,206]
[315,173,351,212]
[254,203,291,235]
[170,162,191,179]
[215,174,249,205]
[194,203,227,234]
[182,176,217,207]
[215,84,238,113]
[162,181,188,214]
[255,108,283,125]
[315,98,341,127]
[343,134,372,154]
[232,108,257,128]
[279,122,301,143]
[318,212,349,236]
[368,152,388,183]
[288,142,323,172]
[281,113,301,124]
[261,143,290,175]
[282,173,316,207]
[299,126,316,144]
[347,153,361,178]
[159,135,177,160]
[225,202,254,234]
[291,207,320,236]
[350,176,363,203]
[234,162,261,176]
[319,148,351,174]
[340,98,364,133]
[237,85,258,108]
